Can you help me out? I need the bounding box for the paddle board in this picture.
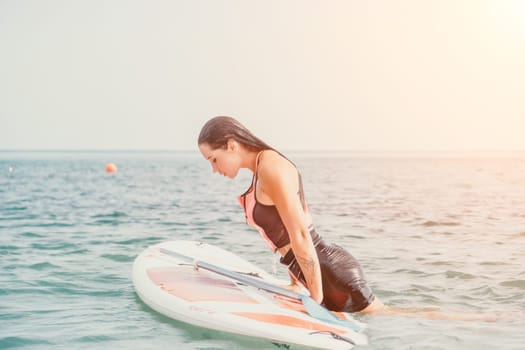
[132,240,367,349]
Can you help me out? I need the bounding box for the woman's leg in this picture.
[358,297,500,321]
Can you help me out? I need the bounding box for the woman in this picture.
[197,116,505,320]
[198,116,384,314]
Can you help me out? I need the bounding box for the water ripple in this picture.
[445,270,477,280]
[421,220,461,227]
[0,337,52,349]
[500,280,525,290]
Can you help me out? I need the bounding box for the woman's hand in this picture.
[282,272,310,295]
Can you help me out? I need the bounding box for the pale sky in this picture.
[1,0,524,151]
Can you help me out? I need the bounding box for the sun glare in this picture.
[485,0,525,37]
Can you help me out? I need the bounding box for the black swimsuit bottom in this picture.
[280,233,376,313]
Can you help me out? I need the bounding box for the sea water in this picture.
[1,151,524,350]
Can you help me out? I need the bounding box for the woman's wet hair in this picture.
[198,116,274,151]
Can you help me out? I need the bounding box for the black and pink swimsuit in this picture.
[238,151,375,313]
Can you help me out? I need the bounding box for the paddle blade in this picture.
[300,295,363,332]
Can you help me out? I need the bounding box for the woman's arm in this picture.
[257,151,324,304]
[285,270,309,294]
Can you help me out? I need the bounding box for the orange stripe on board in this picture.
[273,294,307,313]
[147,267,259,304]
[233,312,346,335]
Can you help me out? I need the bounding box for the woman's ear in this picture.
[227,138,238,152]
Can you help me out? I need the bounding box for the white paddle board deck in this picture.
[133,241,367,349]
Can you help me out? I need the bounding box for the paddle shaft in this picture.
[159,247,301,300]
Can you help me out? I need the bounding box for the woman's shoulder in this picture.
[258,150,297,179]
[259,149,289,166]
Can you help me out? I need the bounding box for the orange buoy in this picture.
[105,163,118,174]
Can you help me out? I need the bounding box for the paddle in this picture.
[159,247,363,332]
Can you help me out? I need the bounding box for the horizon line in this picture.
[1,149,525,154]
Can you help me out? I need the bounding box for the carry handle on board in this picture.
[159,247,363,332]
